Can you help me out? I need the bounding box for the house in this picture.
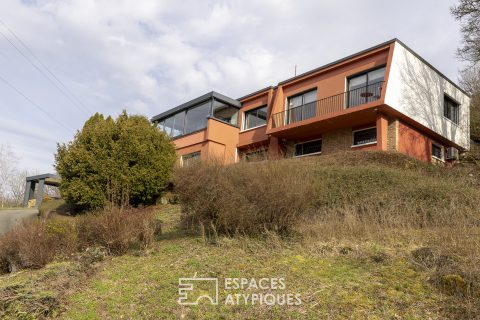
[151,39,470,166]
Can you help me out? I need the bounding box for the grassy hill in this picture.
[1,151,479,319]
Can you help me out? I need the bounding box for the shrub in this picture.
[175,159,316,236]
[0,220,75,273]
[174,152,480,236]
[76,207,157,255]
[55,111,176,210]
[0,207,159,274]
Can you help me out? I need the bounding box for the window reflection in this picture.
[347,67,385,107]
[212,100,238,126]
[159,98,240,138]
[244,106,267,130]
[185,101,210,134]
[172,111,185,137]
[286,89,317,124]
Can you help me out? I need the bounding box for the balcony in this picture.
[271,81,384,129]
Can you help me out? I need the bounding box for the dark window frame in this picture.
[287,88,318,106]
[294,139,322,157]
[352,127,377,146]
[347,65,386,83]
[431,143,444,161]
[443,94,460,125]
[286,88,318,124]
[184,100,211,135]
[212,98,239,126]
[243,105,268,130]
[158,97,240,139]
[347,66,386,108]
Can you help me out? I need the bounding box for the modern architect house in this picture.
[151,39,470,166]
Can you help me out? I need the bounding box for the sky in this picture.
[0,0,467,173]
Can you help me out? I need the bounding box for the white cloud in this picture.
[0,0,465,173]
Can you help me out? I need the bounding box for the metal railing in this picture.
[271,81,384,128]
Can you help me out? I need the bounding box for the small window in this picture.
[243,106,268,130]
[295,140,322,157]
[444,95,459,124]
[432,143,444,160]
[181,151,201,167]
[353,127,377,146]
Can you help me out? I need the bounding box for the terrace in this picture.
[271,81,385,129]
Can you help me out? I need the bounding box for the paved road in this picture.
[0,209,39,235]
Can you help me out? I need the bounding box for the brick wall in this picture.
[387,118,398,151]
[322,128,352,154]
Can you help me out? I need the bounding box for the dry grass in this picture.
[0,220,76,273]
[2,151,480,318]
[76,207,159,255]
[174,151,480,318]
[175,158,313,236]
[175,151,480,234]
[0,207,159,274]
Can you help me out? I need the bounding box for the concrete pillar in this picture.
[22,181,32,207]
[376,113,389,151]
[35,179,45,209]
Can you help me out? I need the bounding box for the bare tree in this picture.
[459,65,480,142]
[451,0,480,63]
[0,144,19,207]
[9,170,28,206]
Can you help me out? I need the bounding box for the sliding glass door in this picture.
[347,67,385,108]
[286,89,317,124]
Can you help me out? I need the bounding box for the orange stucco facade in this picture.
[172,118,239,165]
[153,39,467,166]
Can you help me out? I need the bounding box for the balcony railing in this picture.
[271,81,384,129]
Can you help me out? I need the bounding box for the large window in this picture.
[244,106,268,130]
[158,96,240,138]
[287,89,317,123]
[212,100,238,126]
[295,139,322,157]
[353,127,377,146]
[184,101,211,134]
[347,67,385,107]
[160,102,210,138]
[172,111,185,137]
[162,116,174,137]
[444,95,459,124]
[182,151,201,167]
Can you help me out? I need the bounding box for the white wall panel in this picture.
[384,42,470,149]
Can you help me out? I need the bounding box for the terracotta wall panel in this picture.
[397,122,431,162]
